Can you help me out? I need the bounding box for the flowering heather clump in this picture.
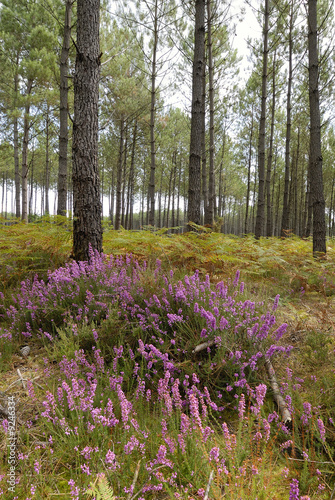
[0,250,142,340]
[0,251,331,498]
[7,344,290,498]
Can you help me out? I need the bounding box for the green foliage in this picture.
[86,475,116,500]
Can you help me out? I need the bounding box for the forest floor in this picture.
[0,219,334,499]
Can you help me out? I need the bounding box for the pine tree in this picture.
[72,0,102,261]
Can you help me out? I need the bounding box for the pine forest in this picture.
[0,1,335,499]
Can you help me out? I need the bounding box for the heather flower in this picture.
[281,467,289,479]
[189,393,202,429]
[209,446,220,463]
[263,418,271,441]
[172,379,183,410]
[80,464,91,475]
[317,417,326,442]
[301,402,312,425]
[280,440,293,450]
[251,464,258,475]
[238,394,245,420]
[253,431,262,441]
[289,479,299,500]
[272,294,280,311]
[233,270,240,287]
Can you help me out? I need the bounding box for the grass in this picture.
[0,220,334,499]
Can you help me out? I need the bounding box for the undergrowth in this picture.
[0,223,334,499]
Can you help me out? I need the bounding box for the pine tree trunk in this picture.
[13,66,21,219]
[255,0,269,239]
[110,168,115,226]
[281,5,293,237]
[171,151,177,232]
[29,153,34,216]
[245,111,253,234]
[128,120,137,230]
[45,109,50,215]
[158,170,163,229]
[266,52,276,237]
[329,177,334,237]
[72,0,102,261]
[121,124,128,228]
[21,79,33,223]
[148,0,158,226]
[14,113,20,219]
[201,57,207,225]
[204,0,214,226]
[188,0,205,229]
[57,0,72,217]
[115,118,124,230]
[307,0,326,255]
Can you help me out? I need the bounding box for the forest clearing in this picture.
[0,221,334,499]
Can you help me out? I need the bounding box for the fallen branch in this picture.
[204,470,214,500]
[264,357,291,424]
[17,369,26,390]
[192,339,216,354]
[192,341,292,424]
[127,460,141,500]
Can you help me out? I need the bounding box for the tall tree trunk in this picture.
[128,120,137,230]
[158,170,163,229]
[72,0,102,261]
[21,79,33,223]
[188,0,205,229]
[294,129,300,235]
[110,168,115,226]
[45,108,50,215]
[329,177,335,237]
[115,118,124,230]
[245,110,253,234]
[177,158,181,229]
[255,0,269,239]
[281,2,293,236]
[304,166,312,238]
[266,51,276,237]
[201,55,207,224]
[1,173,4,216]
[29,152,34,216]
[204,0,214,226]
[171,151,177,231]
[167,168,173,230]
[307,0,326,254]
[57,0,72,217]
[148,0,158,226]
[14,65,20,219]
[121,124,128,228]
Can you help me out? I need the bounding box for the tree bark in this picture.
[281,3,293,237]
[245,111,253,234]
[45,108,50,215]
[14,66,20,219]
[72,0,102,261]
[307,0,326,255]
[188,0,205,229]
[204,0,214,227]
[148,0,158,227]
[255,0,269,239]
[21,79,33,223]
[57,0,72,217]
[115,118,124,230]
[266,51,276,237]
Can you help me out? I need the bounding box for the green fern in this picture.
[85,474,116,500]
